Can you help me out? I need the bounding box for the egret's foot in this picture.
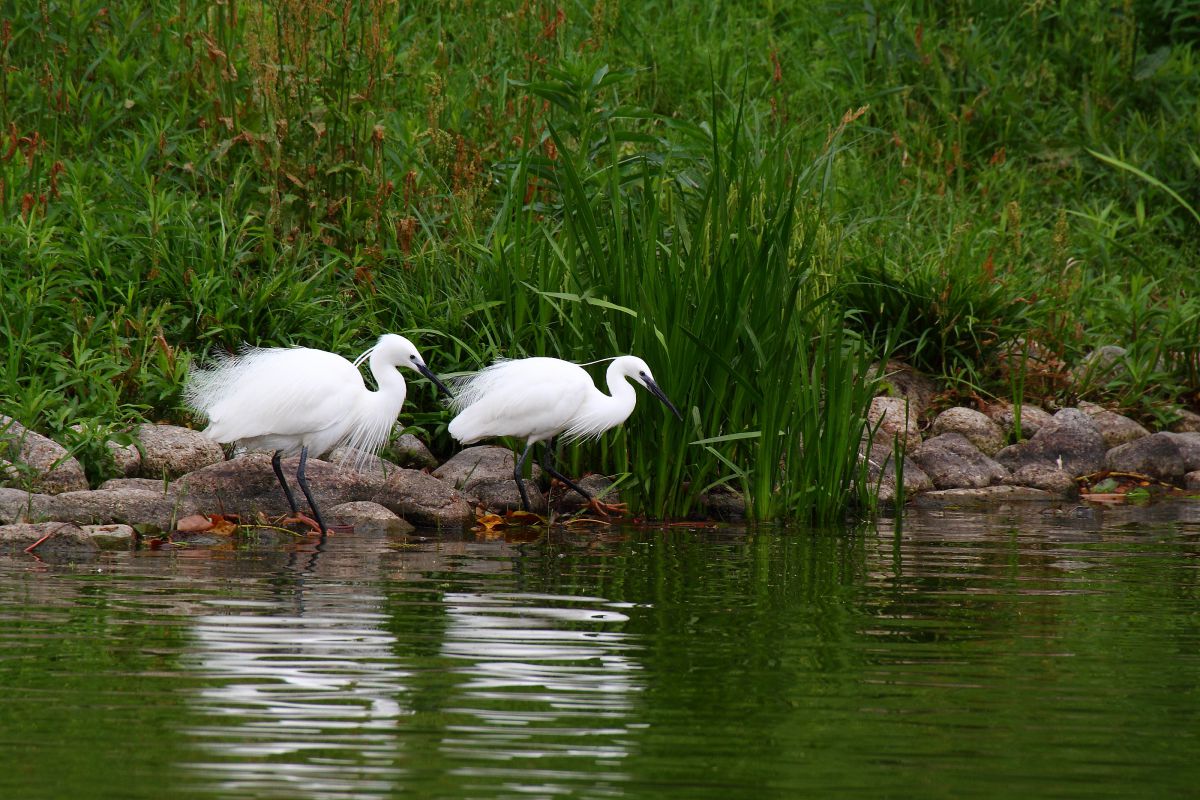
[587,498,628,517]
[278,513,325,534]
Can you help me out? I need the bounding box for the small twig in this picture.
[24,522,74,554]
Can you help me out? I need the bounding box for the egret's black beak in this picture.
[417,363,453,398]
[644,378,683,421]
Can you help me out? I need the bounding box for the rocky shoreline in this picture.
[4,364,1200,553]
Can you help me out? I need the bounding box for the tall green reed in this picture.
[446,77,880,521]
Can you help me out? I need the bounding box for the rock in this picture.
[913,485,1058,508]
[1104,433,1186,481]
[433,445,542,489]
[554,474,620,514]
[33,488,199,530]
[1163,432,1200,471]
[327,501,416,535]
[867,396,922,450]
[328,446,403,480]
[98,478,169,492]
[172,453,370,517]
[389,433,439,470]
[135,423,225,480]
[466,479,544,513]
[862,443,933,505]
[0,489,37,525]
[1003,464,1079,496]
[373,469,474,528]
[699,484,745,521]
[1186,471,1200,491]
[431,445,546,512]
[910,433,1008,489]
[172,454,471,529]
[0,522,135,556]
[869,360,938,417]
[1078,401,1150,449]
[929,408,1006,456]
[0,416,89,494]
[1072,345,1129,387]
[1169,409,1200,433]
[984,402,1054,440]
[994,408,1106,478]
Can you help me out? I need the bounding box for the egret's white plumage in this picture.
[185,333,448,533]
[447,355,682,511]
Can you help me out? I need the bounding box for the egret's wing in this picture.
[447,358,593,443]
[186,347,365,443]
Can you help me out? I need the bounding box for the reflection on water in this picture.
[440,591,641,791]
[0,505,1197,799]
[184,595,407,798]
[177,537,645,799]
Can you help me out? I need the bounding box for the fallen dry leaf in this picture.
[176,514,214,533]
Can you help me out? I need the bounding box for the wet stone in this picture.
[135,423,225,480]
[929,408,1006,456]
[985,403,1054,440]
[0,416,89,495]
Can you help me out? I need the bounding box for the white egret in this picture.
[447,355,683,513]
[184,333,451,535]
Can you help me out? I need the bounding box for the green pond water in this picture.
[0,504,1198,799]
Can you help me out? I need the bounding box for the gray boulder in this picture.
[171,453,370,517]
[29,488,197,530]
[469,479,546,513]
[390,433,439,470]
[994,408,1106,478]
[1169,409,1200,434]
[914,485,1058,508]
[0,487,37,523]
[328,446,403,480]
[867,396,922,450]
[0,522,135,556]
[910,433,1008,489]
[432,445,547,512]
[869,360,939,418]
[1003,464,1078,496]
[98,478,169,492]
[172,454,472,529]
[984,403,1054,440]
[1163,432,1200,471]
[1104,432,1186,481]
[434,445,542,489]
[373,469,474,528]
[929,408,1006,456]
[327,501,416,535]
[1186,471,1200,491]
[863,442,933,505]
[1078,401,1150,449]
[0,416,89,494]
[136,423,225,479]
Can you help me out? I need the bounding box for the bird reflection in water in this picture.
[437,589,643,792]
[181,544,410,799]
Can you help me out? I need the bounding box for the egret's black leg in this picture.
[272,450,300,513]
[540,439,591,502]
[514,441,535,511]
[294,446,330,536]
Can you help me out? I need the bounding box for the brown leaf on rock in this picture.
[176,514,214,533]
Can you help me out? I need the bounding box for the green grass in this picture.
[2,0,1198,517]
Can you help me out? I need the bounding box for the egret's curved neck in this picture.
[368,350,409,412]
[599,360,638,427]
